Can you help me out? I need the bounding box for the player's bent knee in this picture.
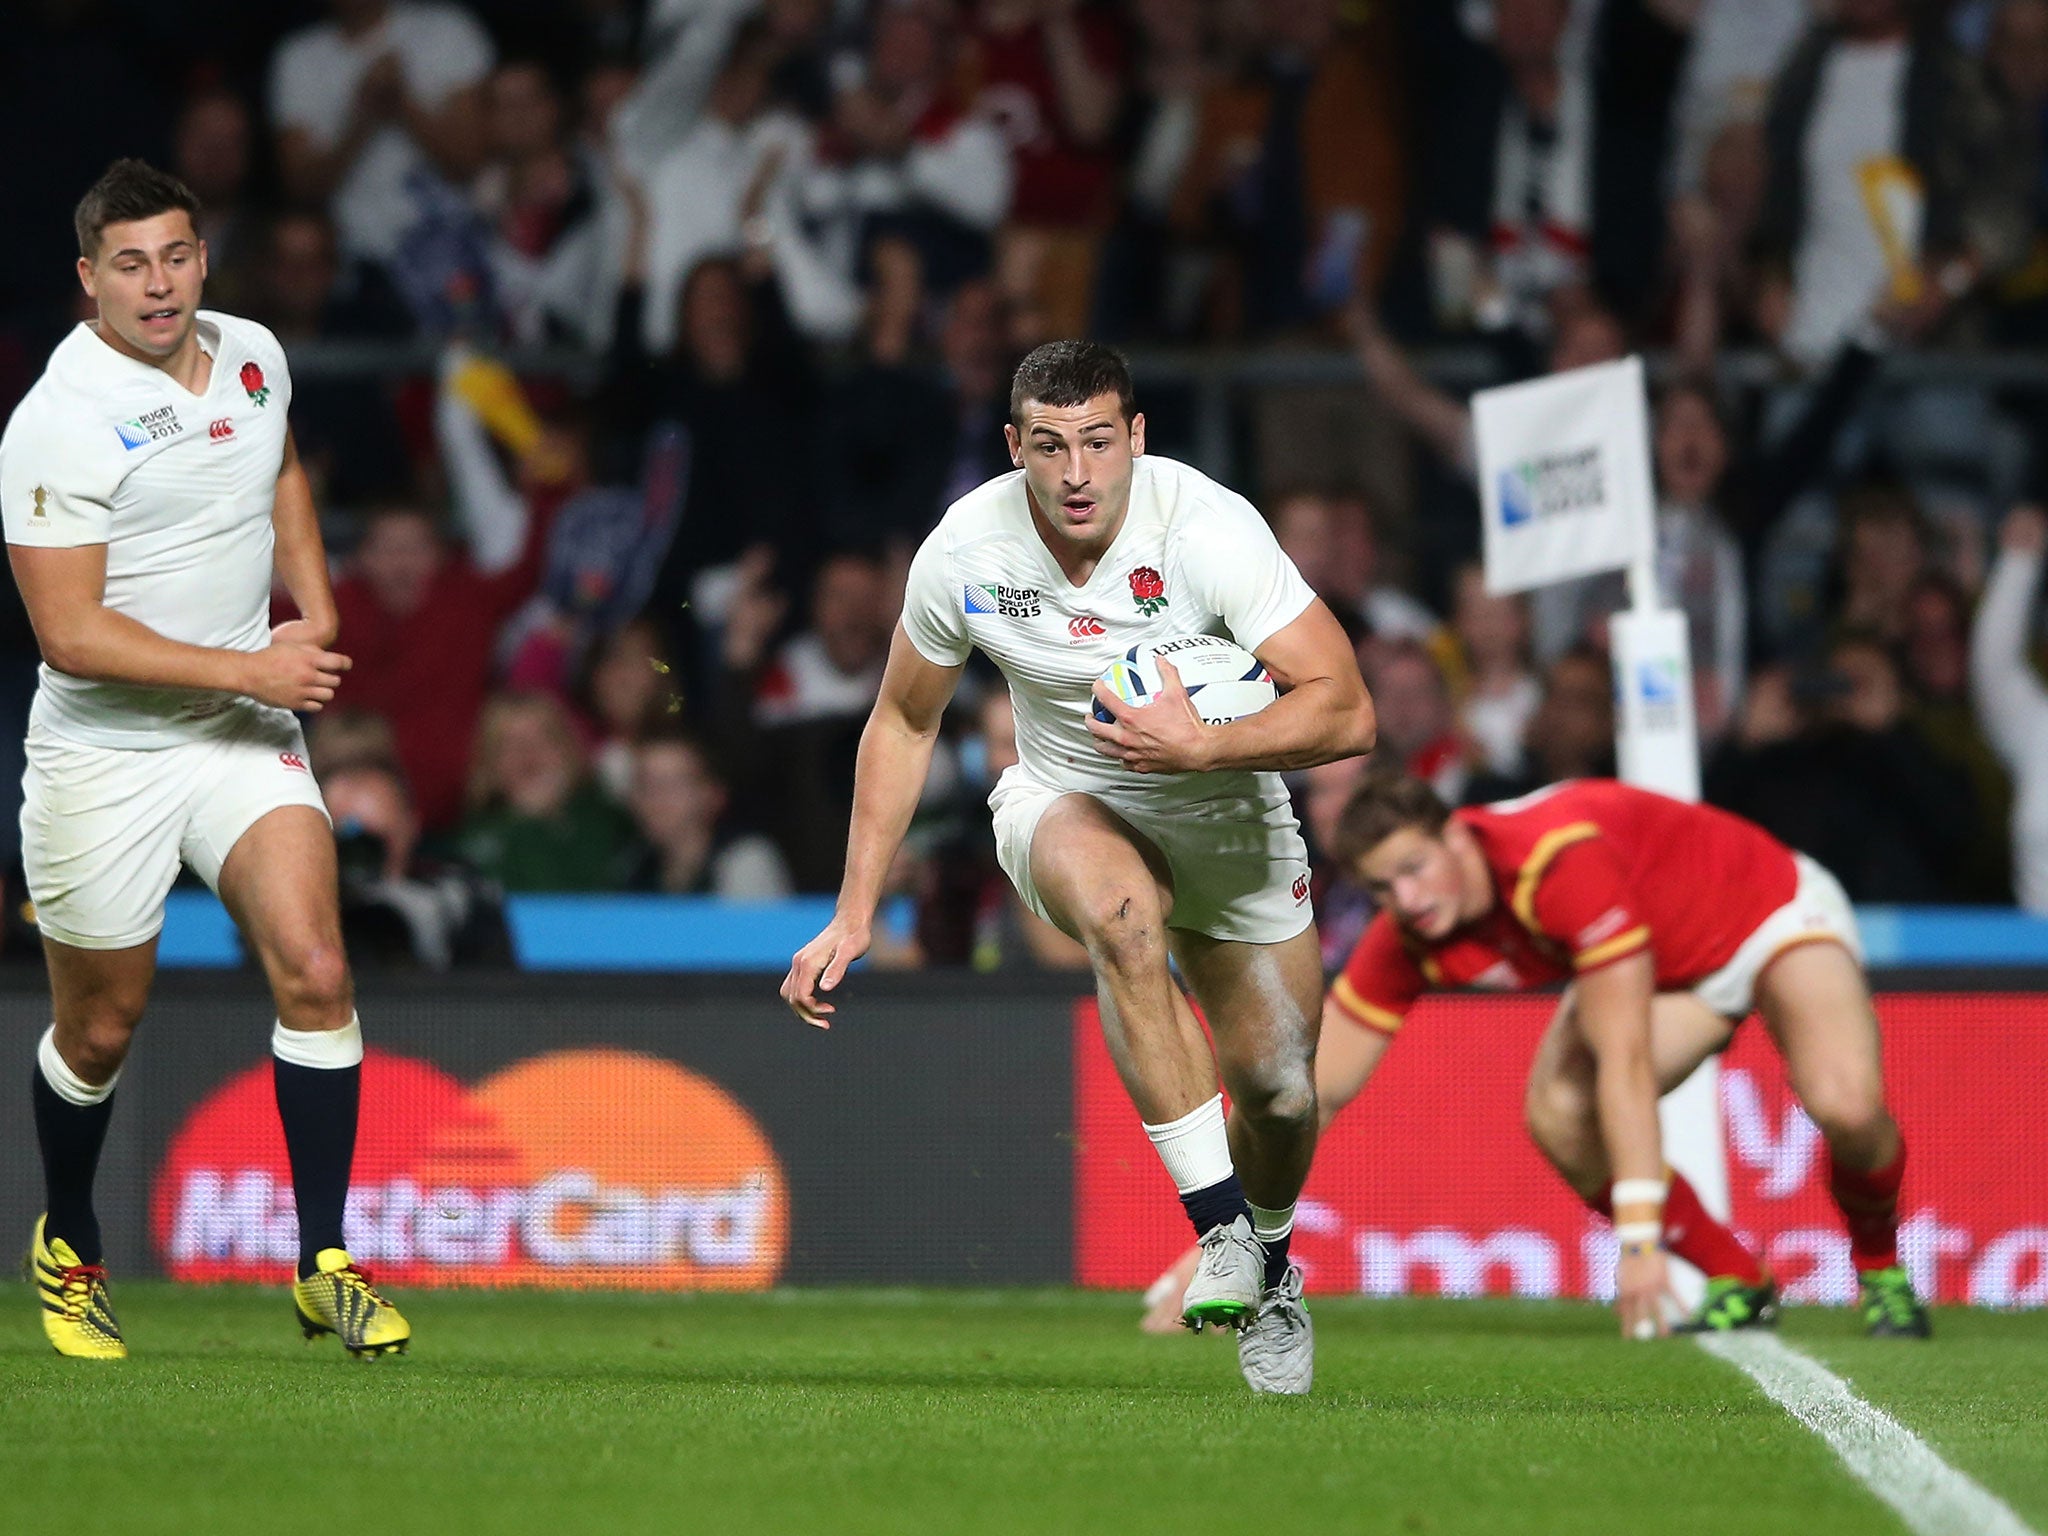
[66,1013,140,1081]
[1076,890,1167,974]
[1524,1075,1595,1163]
[272,939,353,1020]
[1234,1072,1316,1133]
[1800,1073,1889,1148]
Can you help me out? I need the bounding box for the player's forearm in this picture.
[833,711,939,922]
[1591,1041,1665,1195]
[38,606,254,696]
[1196,676,1376,773]
[273,459,338,644]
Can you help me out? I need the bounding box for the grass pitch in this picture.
[3,1287,2043,1536]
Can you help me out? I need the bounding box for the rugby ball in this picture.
[1093,635,1278,726]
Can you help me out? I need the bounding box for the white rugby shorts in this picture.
[989,766,1314,946]
[21,705,329,950]
[1692,853,1863,1018]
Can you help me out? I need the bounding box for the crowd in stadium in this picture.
[6,0,2048,966]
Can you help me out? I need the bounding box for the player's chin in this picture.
[129,308,189,352]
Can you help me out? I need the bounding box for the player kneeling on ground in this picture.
[1146,774,1929,1341]
[0,161,407,1359]
[784,342,1375,1394]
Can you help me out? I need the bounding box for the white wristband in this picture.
[1614,1221,1663,1247]
[1611,1179,1668,1209]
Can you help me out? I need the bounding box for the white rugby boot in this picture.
[1179,1214,1264,1332]
[1237,1262,1313,1395]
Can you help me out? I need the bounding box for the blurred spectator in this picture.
[577,617,682,800]
[622,729,793,897]
[1346,294,1626,476]
[1758,0,2031,366]
[1709,635,1978,901]
[455,690,637,890]
[1449,564,1540,778]
[1359,637,1472,804]
[811,0,1013,350]
[1671,0,1812,199]
[1833,481,1931,646]
[601,255,821,670]
[323,758,513,968]
[250,210,414,343]
[249,210,416,504]
[1985,0,2048,339]
[1298,753,1373,974]
[1903,570,2012,900]
[1467,646,1616,802]
[1164,0,1404,335]
[1531,381,1748,738]
[306,706,401,779]
[637,23,859,351]
[329,499,544,829]
[711,549,891,889]
[823,279,1019,554]
[1972,505,2048,911]
[475,60,609,344]
[972,0,1128,342]
[1425,0,1689,335]
[270,0,495,277]
[1271,490,1440,643]
[754,551,893,725]
[173,88,261,315]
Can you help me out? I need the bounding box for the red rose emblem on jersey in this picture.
[240,361,271,407]
[1128,566,1168,616]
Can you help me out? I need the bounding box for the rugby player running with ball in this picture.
[783,343,1375,1394]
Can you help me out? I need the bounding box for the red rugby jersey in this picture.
[1329,780,1799,1035]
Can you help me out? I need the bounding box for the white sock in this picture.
[1142,1093,1236,1194]
[38,1025,118,1105]
[272,1013,364,1069]
[1249,1202,1295,1246]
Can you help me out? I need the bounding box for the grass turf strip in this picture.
[2,1287,2042,1536]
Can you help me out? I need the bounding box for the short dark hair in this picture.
[75,159,202,260]
[1331,772,1453,866]
[1009,340,1136,428]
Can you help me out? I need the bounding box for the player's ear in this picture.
[197,239,209,285]
[1129,411,1146,457]
[1004,422,1023,469]
[76,256,96,299]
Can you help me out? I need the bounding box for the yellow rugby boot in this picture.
[29,1216,126,1360]
[292,1249,411,1359]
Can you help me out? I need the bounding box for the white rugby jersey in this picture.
[902,454,1317,803]
[0,311,291,748]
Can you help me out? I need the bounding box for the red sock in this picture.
[1829,1139,1906,1274]
[1587,1172,1766,1286]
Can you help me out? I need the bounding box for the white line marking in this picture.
[1697,1332,2041,1536]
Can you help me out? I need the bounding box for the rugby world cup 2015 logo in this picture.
[153,1047,789,1289]
[1497,446,1606,530]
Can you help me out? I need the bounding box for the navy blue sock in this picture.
[32,1068,114,1267]
[1259,1230,1291,1289]
[274,1058,359,1277]
[1179,1172,1250,1239]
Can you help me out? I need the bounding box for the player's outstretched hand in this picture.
[783,914,871,1029]
[1088,658,1212,774]
[1615,1245,1673,1342]
[246,636,351,713]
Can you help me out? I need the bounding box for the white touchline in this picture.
[1697,1333,2041,1536]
